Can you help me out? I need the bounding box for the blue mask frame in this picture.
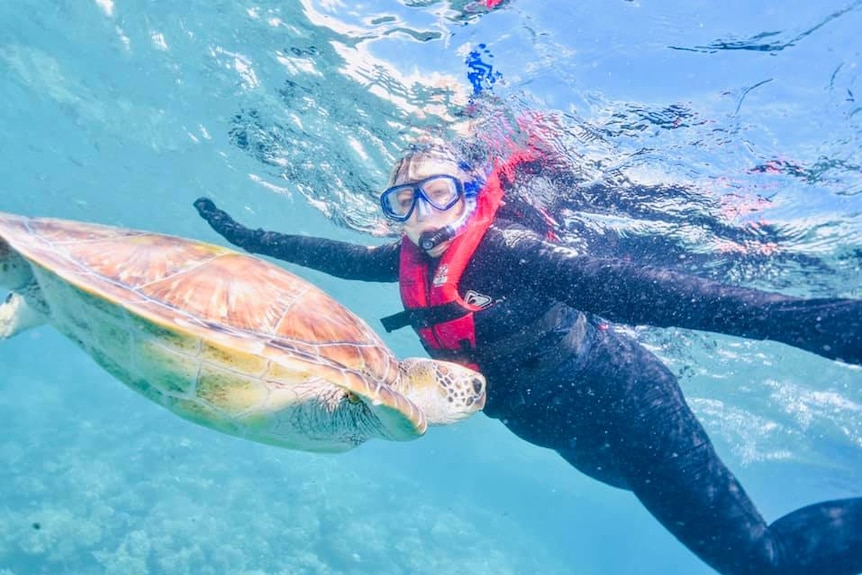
[380,174,467,222]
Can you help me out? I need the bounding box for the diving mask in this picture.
[380,175,466,222]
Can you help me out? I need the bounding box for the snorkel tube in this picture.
[418,178,482,251]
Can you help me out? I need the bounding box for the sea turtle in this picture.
[0,211,485,452]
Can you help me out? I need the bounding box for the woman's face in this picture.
[391,157,468,258]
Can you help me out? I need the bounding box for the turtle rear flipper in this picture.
[1,234,49,338]
[0,288,48,339]
[1,240,36,291]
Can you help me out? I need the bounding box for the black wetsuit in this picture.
[195,198,862,575]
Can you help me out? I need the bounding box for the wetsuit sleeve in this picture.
[491,227,862,365]
[193,198,400,282]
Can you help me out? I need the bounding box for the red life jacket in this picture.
[380,150,542,368]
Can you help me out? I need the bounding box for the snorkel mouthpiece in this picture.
[417,195,477,252]
[419,227,454,251]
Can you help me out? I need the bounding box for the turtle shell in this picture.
[0,212,426,450]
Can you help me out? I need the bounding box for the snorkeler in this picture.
[194,142,862,575]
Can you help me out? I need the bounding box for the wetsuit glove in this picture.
[193,197,264,248]
[193,197,318,266]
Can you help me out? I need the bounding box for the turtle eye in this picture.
[345,391,361,404]
[472,378,484,394]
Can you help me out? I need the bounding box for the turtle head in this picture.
[397,358,486,425]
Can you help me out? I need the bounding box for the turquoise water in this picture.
[1,1,861,574]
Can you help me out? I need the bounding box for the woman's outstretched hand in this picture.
[193,197,316,266]
[193,197,256,246]
[194,197,230,227]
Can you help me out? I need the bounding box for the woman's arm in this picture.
[494,227,862,365]
[194,198,400,282]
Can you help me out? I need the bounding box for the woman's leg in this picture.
[489,318,862,574]
[583,325,862,574]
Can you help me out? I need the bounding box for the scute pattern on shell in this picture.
[0,213,425,436]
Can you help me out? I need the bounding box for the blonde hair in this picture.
[386,141,477,188]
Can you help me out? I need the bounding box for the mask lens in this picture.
[381,185,417,219]
[420,176,461,210]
